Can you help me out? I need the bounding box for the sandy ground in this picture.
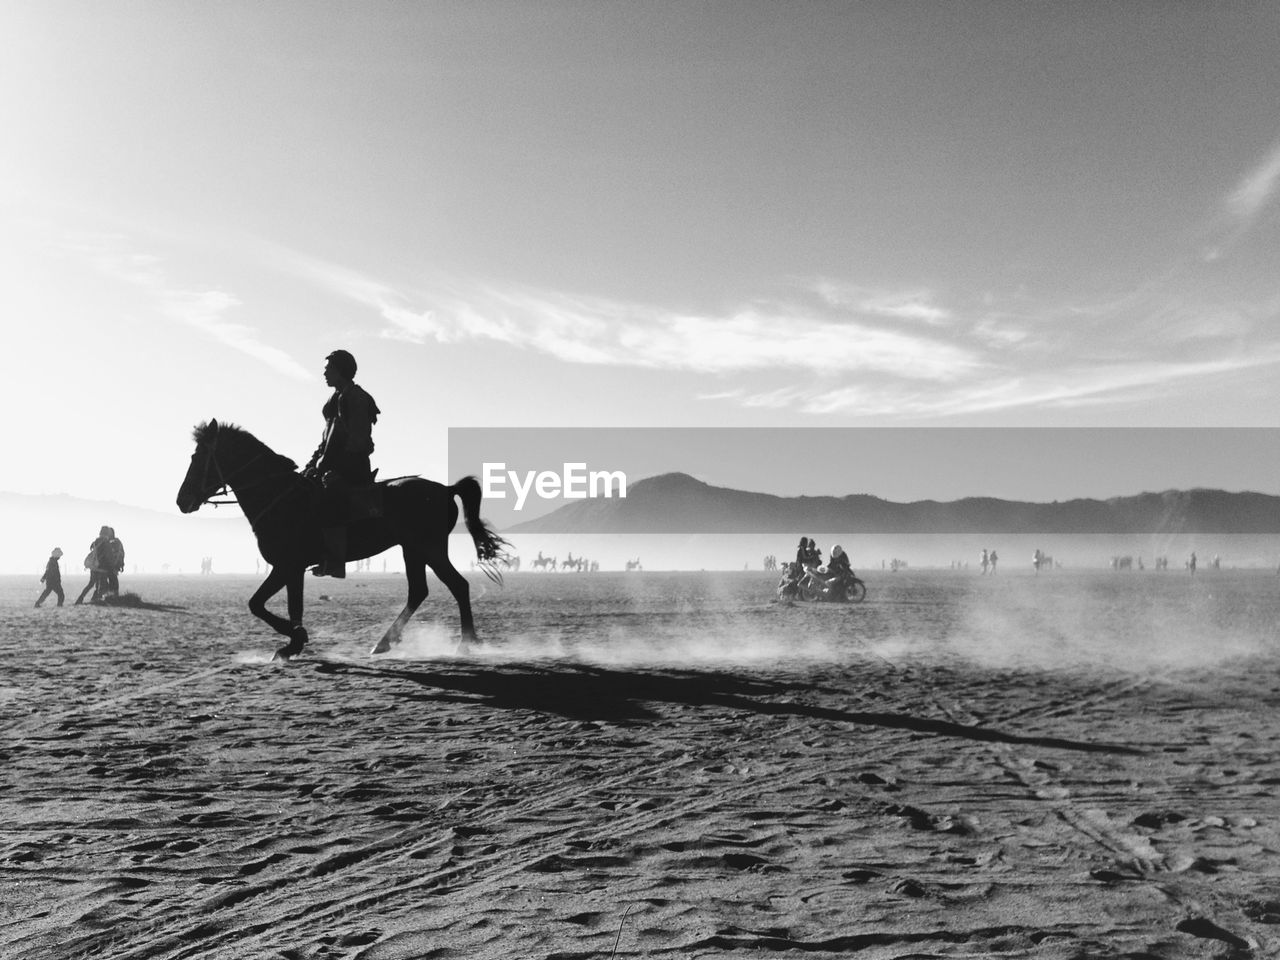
[2,570,1279,958]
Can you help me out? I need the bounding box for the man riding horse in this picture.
[304,349,381,578]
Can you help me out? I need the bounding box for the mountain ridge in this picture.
[507,472,1280,534]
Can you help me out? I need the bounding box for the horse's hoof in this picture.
[275,626,308,661]
[370,638,391,655]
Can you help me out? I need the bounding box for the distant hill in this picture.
[506,472,1280,534]
[0,491,255,573]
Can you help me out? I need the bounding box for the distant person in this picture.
[35,547,64,607]
[75,526,112,604]
[1188,551,1197,575]
[980,548,989,575]
[99,527,125,597]
[303,349,381,578]
[989,549,998,574]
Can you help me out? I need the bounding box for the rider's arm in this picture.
[304,433,327,473]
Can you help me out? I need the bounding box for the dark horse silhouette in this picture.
[176,420,507,659]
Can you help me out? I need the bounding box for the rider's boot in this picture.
[312,526,348,578]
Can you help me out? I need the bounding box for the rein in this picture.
[198,432,303,527]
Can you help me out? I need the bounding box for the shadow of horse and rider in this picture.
[309,659,1143,757]
[177,420,508,660]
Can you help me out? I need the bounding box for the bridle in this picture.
[192,428,299,526]
[193,430,253,506]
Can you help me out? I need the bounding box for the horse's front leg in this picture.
[248,566,309,660]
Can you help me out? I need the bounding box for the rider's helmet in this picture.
[325,349,358,379]
[832,545,844,559]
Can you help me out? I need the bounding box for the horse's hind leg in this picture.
[425,550,475,651]
[370,549,429,655]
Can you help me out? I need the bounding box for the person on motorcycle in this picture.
[826,545,852,580]
[803,538,823,572]
[794,537,810,569]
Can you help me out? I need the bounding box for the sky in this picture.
[4,1,1280,520]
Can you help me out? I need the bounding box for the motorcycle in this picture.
[800,566,867,603]
[778,563,867,603]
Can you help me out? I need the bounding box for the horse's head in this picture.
[176,419,224,513]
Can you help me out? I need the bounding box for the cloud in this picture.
[297,256,981,382]
[754,351,1280,418]
[67,233,312,380]
[1206,135,1280,259]
[813,280,953,325]
[1228,136,1280,224]
[287,248,1280,422]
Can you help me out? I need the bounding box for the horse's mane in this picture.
[193,420,300,473]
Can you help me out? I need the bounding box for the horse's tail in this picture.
[450,476,512,584]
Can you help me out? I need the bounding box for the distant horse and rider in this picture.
[177,419,507,659]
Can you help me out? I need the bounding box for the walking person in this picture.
[35,547,65,607]
[74,526,111,604]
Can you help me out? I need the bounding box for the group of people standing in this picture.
[34,526,126,608]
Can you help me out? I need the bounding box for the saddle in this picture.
[313,469,385,523]
[349,482,385,522]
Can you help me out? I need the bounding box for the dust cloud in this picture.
[391,569,1279,679]
[949,573,1278,675]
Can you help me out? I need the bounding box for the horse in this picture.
[625,558,642,572]
[176,420,508,659]
[530,553,555,571]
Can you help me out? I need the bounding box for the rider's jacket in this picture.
[307,382,381,484]
[827,553,851,578]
